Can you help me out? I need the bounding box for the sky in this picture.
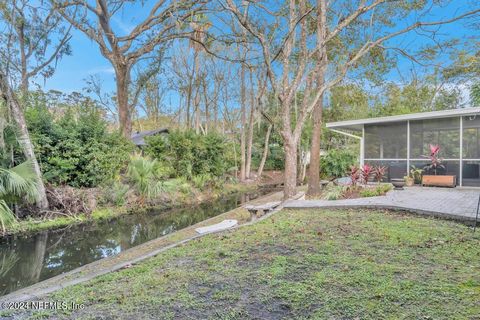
[33,0,480,107]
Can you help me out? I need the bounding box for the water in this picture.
[0,189,272,296]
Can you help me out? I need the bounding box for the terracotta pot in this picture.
[422,175,456,187]
[391,178,405,190]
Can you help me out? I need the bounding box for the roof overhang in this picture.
[326,107,480,132]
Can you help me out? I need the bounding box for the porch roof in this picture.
[326,107,480,132]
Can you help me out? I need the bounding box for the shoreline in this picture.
[1,183,259,239]
[0,189,285,304]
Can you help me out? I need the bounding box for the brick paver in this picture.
[284,187,480,222]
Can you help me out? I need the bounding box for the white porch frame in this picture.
[329,128,364,166]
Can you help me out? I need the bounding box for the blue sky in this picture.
[39,0,479,101]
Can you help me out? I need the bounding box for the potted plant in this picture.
[404,175,414,187]
[410,166,423,184]
[421,144,456,187]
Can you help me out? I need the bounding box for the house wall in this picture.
[363,115,480,186]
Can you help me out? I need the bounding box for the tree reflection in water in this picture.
[0,189,270,296]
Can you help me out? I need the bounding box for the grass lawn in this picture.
[10,208,480,319]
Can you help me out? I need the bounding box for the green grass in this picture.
[13,208,480,319]
[6,215,88,235]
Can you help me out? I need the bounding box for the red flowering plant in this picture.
[372,165,387,183]
[360,164,373,184]
[349,165,361,187]
[423,144,445,175]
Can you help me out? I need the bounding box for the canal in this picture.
[0,189,271,296]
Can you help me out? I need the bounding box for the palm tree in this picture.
[0,160,39,232]
[126,155,164,202]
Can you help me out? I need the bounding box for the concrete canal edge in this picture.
[0,190,299,305]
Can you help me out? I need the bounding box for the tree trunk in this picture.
[257,124,272,179]
[306,97,324,196]
[19,23,29,95]
[245,71,255,179]
[0,72,49,210]
[283,136,298,199]
[194,89,201,134]
[186,75,193,127]
[239,63,247,181]
[193,50,201,134]
[27,232,48,283]
[203,79,209,134]
[115,64,132,138]
[213,82,219,130]
[306,0,327,197]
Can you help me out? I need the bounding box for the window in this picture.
[463,115,480,159]
[365,122,407,159]
[410,118,460,159]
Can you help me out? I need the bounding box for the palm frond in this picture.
[0,199,17,233]
[127,155,162,199]
[0,160,39,202]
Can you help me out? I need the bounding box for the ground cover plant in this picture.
[10,208,480,320]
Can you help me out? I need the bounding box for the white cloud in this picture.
[112,16,135,34]
[86,66,115,75]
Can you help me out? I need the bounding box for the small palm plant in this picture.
[0,160,39,232]
[126,155,164,202]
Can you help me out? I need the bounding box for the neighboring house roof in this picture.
[131,128,169,146]
[326,107,480,131]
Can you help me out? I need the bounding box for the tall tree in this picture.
[306,0,327,196]
[0,0,72,94]
[225,0,480,199]
[51,0,205,137]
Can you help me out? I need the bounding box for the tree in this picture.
[0,71,49,210]
[224,0,480,199]
[51,0,206,137]
[0,0,72,94]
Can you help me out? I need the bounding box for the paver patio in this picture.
[284,186,480,222]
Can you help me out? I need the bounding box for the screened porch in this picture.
[326,108,480,187]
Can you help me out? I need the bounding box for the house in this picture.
[326,107,480,187]
[131,128,169,147]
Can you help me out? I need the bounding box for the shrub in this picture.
[126,155,164,199]
[145,130,234,180]
[321,184,347,200]
[359,184,393,198]
[372,166,387,183]
[192,174,213,189]
[102,182,130,206]
[27,105,133,188]
[162,177,192,194]
[320,149,356,178]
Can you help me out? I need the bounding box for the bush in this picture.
[101,182,130,206]
[126,155,164,199]
[320,149,357,178]
[321,184,348,200]
[27,104,133,188]
[359,184,393,198]
[145,130,234,180]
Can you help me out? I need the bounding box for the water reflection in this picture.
[0,189,271,296]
